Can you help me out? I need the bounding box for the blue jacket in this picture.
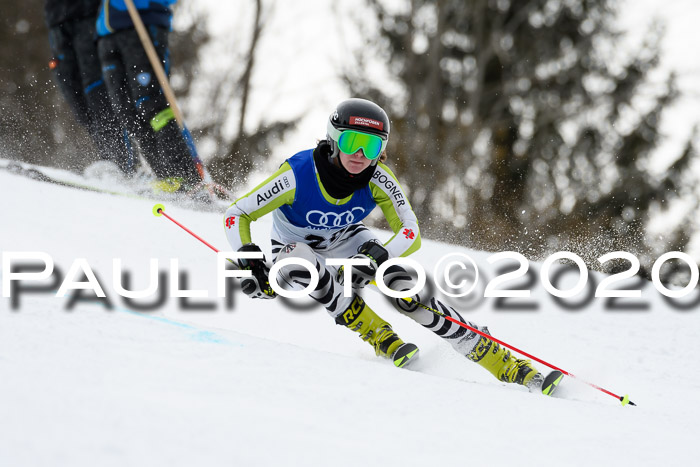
[44,0,101,27]
[96,0,175,36]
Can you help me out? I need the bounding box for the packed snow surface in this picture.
[1,168,698,466]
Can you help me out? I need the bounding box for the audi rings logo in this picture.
[306,207,365,228]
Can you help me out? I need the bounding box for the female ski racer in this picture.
[224,98,552,391]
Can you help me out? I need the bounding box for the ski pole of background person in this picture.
[395,294,636,406]
[123,0,210,184]
[152,204,277,297]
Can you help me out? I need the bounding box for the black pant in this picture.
[48,17,135,173]
[97,27,201,185]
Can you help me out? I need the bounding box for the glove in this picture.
[337,240,389,289]
[238,243,276,299]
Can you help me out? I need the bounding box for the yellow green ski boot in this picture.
[152,177,184,193]
[467,333,542,389]
[336,295,419,368]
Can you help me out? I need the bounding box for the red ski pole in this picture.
[406,298,635,406]
[152,204,277,298]
[153,203,634,405]
[152,203,220,253]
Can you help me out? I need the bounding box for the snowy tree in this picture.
[344,0,698,273]
[171,1,298,187]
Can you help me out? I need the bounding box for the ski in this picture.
[393,343,419,368]
[1,160,230,213]
[541,370,564,396]
[3,161,81,188]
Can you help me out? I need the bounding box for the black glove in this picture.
[337,240,389,289]
[238,243,276,299]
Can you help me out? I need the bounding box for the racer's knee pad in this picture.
[275,242,321,290]
[382,264,421,313]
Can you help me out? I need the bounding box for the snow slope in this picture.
[1,169,699,466]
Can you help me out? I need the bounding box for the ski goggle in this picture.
[336,130,387,160]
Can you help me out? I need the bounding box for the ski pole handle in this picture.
[152,204,220,254]
[152,204,277,299]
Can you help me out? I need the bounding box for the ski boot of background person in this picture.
[152,176,186,194]
[336,295,419,368]
[152,177,213,204]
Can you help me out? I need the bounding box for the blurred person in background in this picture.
[96,0,205,197]
[44,0,136,175]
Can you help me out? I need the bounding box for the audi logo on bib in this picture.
[306,207,366,228]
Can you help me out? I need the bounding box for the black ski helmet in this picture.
[326,98,390,163]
